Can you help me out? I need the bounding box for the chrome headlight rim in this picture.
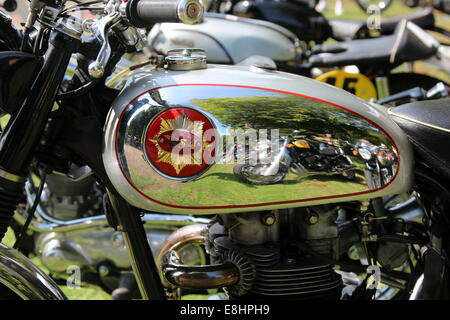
[358,147,372,160]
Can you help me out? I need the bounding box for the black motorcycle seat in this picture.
[328,8,435,41]
[327,19,369,41]
[379,7,435,35]
[309,21,438,68]
[389,98,450,180]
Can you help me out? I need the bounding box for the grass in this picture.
[131,162,367,206]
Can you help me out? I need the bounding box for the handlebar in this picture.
[87,0,204,78]
[125,0,204,27]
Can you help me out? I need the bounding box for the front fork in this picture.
[0,30,167,299]
[0,31,78,241]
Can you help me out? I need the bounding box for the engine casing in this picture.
[103,64,413,215]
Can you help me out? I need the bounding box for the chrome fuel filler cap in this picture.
[165,48,207,71]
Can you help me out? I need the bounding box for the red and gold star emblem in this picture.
[144,107,215,178]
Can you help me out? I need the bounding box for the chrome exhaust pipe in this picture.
[162,250,240,289]
[156,224,240,289]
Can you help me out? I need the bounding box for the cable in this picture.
[57,78,100,100]
[58,6,105,17]
[13,170,47,250]
[58,0,104,17]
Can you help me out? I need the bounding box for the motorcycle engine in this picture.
[42,172,103,220]
[205,205,361,300]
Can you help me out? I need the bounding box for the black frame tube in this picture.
[107,189,166,300]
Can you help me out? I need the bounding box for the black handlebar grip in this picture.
[0,0,17,12]
[126,0,204,28]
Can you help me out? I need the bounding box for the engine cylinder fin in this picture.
[211,235,343,300]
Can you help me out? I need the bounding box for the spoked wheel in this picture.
[356,0,393,13]
[233,163,288,185]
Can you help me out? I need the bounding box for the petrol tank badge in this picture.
[144,107,215,180]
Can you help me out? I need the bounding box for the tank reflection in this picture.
[353,139,397,190]
[118,85,399,208]
[230,134,358,185]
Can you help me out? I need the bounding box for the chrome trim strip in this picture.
[388,108,450,134]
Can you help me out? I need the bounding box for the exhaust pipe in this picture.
[162,250,240,289]
[156,224,240,289]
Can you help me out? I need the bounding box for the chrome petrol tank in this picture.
[147,13,300,64]
[103,64,413,215]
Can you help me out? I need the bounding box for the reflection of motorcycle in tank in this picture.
[354,140,396,190]
[233,137,356,185]
[232,139,290,185]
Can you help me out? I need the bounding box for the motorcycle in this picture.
[211,0,449,42]
[147,8,450,100]
[0,0,450,301]
[233,136,356,185]
[353,139,396,190]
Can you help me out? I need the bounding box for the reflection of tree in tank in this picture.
[191,95,390,146]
